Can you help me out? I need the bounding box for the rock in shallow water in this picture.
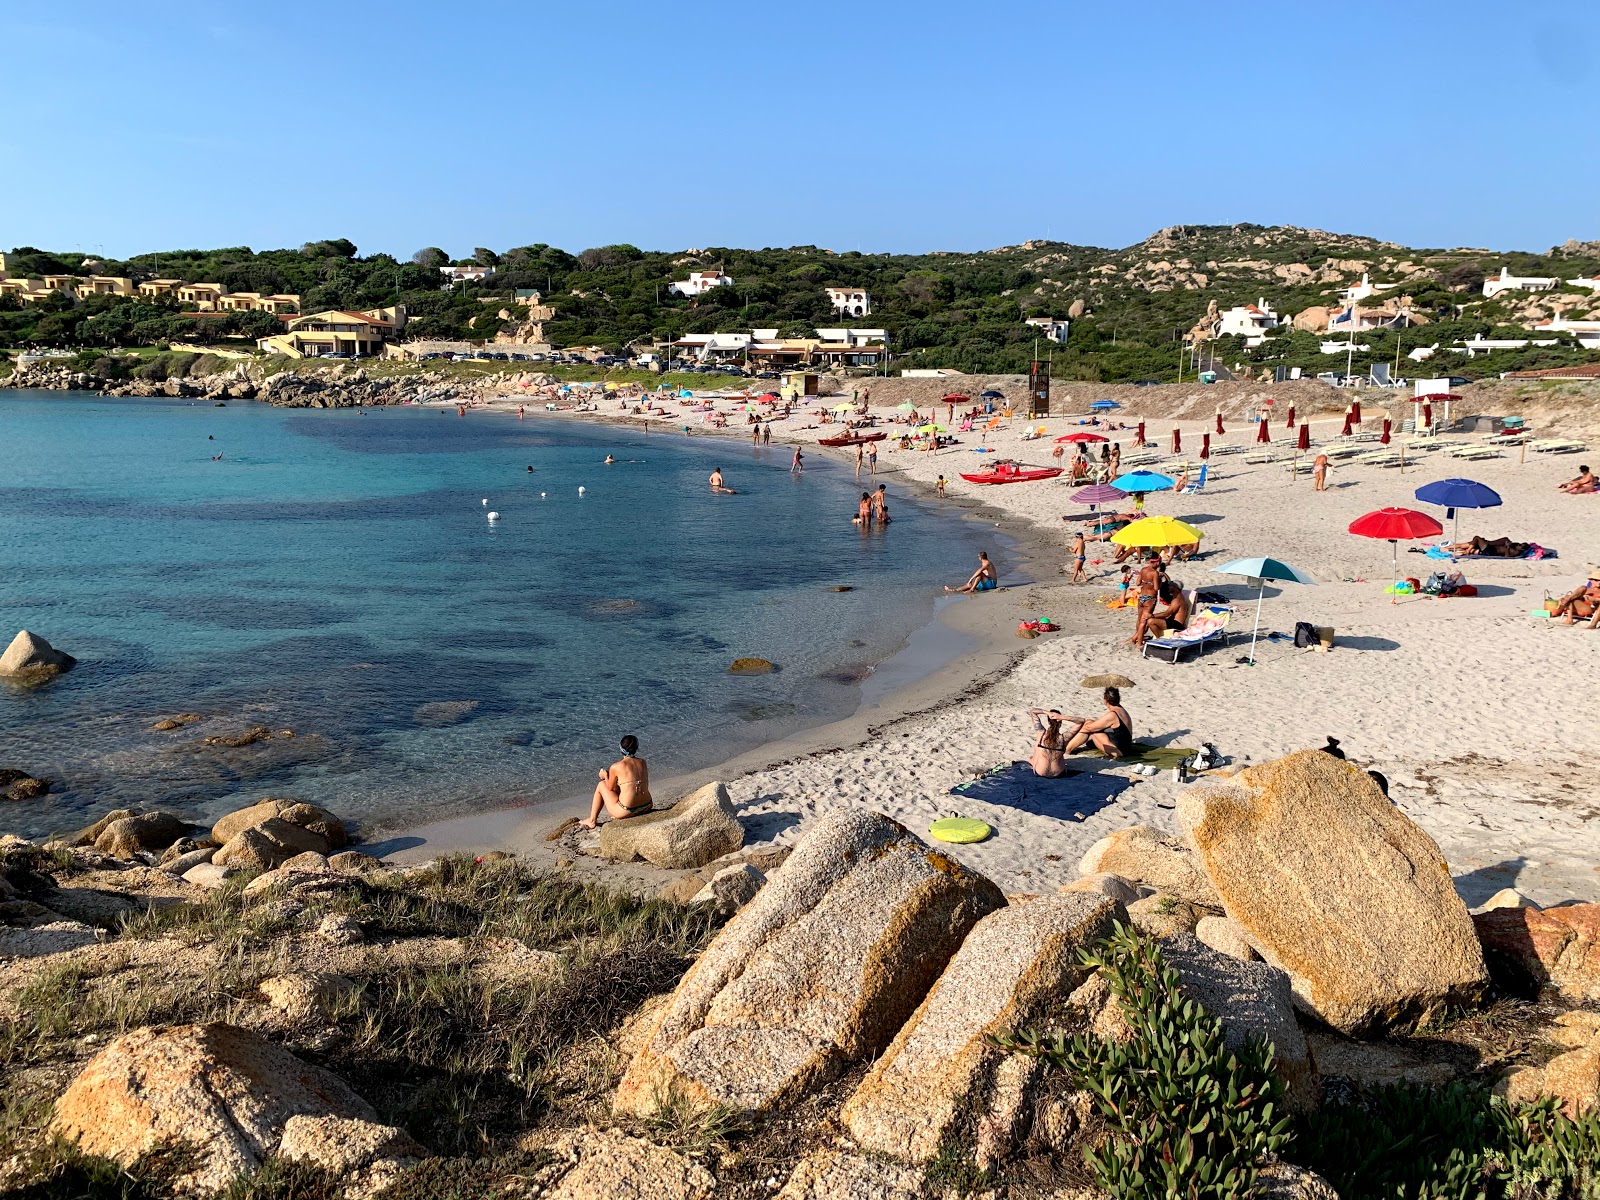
[0,629,76,684]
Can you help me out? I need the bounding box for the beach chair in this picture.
[1353,448,1400,466]
[1210,443,1243,456]
[1532,438,1588,454]
[1179,464,1209,493]
[1141,606,1234,663]
[1243,450,1280,464]
[1452,445,1503,461]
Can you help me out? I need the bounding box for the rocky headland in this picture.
[4,750,1600,1198]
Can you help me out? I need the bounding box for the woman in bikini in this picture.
[579,734,653,828]
[1061,687,1135,759]
[856,492,873,526]
[1027,708,1069,777]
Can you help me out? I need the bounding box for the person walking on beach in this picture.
[1313,451,1329,492]
[1110,443,1121,475]
[1070,532,1087,583]
[753,423,761,445]
[579,734,653,828]
[936,474,947,497]
[762,423,772,445]
[946,551,998,593]
[867,442,878,475]
[855,443,865,476]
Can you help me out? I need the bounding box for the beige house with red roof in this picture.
[257,306,407,358]
[1216,298,1281,346]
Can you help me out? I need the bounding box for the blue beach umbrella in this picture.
[1213,556,1317,665]
[1090,399,1120,410]
[980,389,1004,399]
[1111,471,1175,494]
[1414,477,1502,541]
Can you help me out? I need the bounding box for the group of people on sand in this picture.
[1551,567,1600,628]
[1026,688,1134,776]
[1125,554,1188,645]
[853,484,890,527]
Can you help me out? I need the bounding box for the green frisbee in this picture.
[929,817,992,844]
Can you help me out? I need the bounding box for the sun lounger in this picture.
[1243,450,1281,464]
[1352,449,1400,465]
[1450,445,1504,461]
[1209,443,1243,456]
[1532,438,1588,454]
[1141,606,1233,663]
[1323,445,1364,459]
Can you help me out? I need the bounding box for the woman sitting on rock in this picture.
[580,735,653,829]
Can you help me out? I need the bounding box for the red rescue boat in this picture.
[958,460,1064,485]
[818,431,888,447]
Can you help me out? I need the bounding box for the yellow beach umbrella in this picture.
[1109,515,1204,547]
[830,402,855,412]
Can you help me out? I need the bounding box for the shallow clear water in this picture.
[0,392,991,838]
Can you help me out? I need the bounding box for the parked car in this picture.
[1132,379,1161,387]
[1446,376,1474,387]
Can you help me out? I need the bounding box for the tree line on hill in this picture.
[5,228,1600,381]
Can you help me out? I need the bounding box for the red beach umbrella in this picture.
[1136,421,1146,445]
[1057,432,1108,443]
[1256,416,1270,444]
[1286,405,1296,429]
[1351,399,1362,424]
[1215,411,1225,435]
[1380,418,1392,445]
[1349,507,1445,574]
[1172,427,1182,453]
[942,393,970,402]
[1200,432,1211,460]
[1296,423,1311,452]
[1340,408,1354,437]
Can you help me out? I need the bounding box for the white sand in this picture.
[421,388,1600,907]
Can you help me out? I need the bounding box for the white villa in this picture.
[439,265,495,283]
[825,286,871,316]
[668,269,734,297]
[1565,276,1600,292]
[1024,316,1071,343]
[1482,266,1558,298]
[1530,316,1600,349]
[1339,272,1395,304]
[1216,299,1280,346]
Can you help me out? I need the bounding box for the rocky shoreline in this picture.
[5,751,1600,1198]
[2,360,481,408]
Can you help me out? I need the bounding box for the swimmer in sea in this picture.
[579,734,653,828]
[605,454,616,464]
[710,467,736,494]
[527,465,534,473]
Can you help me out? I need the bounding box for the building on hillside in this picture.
[439,265,494,283]
[1339,272,1395,304]
[825,286,871,316]
[1566,276,1600,292]
[748,339,817,367]
[256,307,407,358]
[1457,336,1561,357]
[138,279,184,299]
[0,277,52,304]
[1024,316,1071,343]
[39,275,75,293]
[1215,299,1280,346]
[178,283,227,310]
[217,292,302,314]
[1482,266,1558,298]
[668,269,733,297]
[73,276,134,300]
[1529,317,1600,349]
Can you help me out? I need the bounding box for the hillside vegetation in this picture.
[7,226,1600,382]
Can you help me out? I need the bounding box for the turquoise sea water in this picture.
[0,392,992,839]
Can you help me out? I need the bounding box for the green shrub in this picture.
[999,924,1290,1199]
[1294,1080,1600,1199]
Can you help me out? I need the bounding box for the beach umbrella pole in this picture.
[1248,583,1265,665]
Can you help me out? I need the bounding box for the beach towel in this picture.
[1082,742,1195,769]
[949,762,1128,820]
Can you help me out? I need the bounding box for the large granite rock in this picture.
[598,781,743,870]
[278,1113,424,1178]
[0,629,76,684]
[1079,824,1222,909]
[213,798,347,850]
[612,810,1004,1117]
[775,1149,925,1200]
[1179,750,1488,1034]
[54,808,136,849]
[1474,903,1600,1001]
[841,893,1120,1163]
[1161,933,1316,1109]
[51,1022,376,1192]
[214,818,332,870]
[93,812,190,859]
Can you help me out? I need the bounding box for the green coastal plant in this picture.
[998,923,1290,1199]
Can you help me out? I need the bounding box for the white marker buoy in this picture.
[487,511,500,521]
[481,498,488,506]
[540,492,547,498]
[578,486,586,495]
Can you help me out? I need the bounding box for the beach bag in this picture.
[1421,571,1449,595]
[1456,584,1479,597]
[1293,621,1318,649]
[1142,641,1185,663]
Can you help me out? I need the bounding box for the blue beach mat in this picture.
[950,761,1129,820]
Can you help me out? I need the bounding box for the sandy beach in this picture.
[398,385,1600,908]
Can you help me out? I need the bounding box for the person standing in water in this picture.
[856,492,872,526]
[792,446,804,473]
[873,483,890,525]
[867,442,878,475]
[762,424,772,445]
[855,443,865,477]
[579,735,653,828]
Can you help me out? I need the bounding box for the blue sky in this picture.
[3,2,1593,259]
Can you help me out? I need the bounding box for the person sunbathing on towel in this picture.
[1558,465,1597,494]
[1060,687,1135,759]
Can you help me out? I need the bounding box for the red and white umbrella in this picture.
[1349,507,1444,574]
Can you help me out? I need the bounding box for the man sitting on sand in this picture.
[579,735,653,828]
[1558,465,1597,494]
[947,551,998,593]
[1551,569,1600,627]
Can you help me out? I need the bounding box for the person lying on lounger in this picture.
[1552,572,1600,627]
